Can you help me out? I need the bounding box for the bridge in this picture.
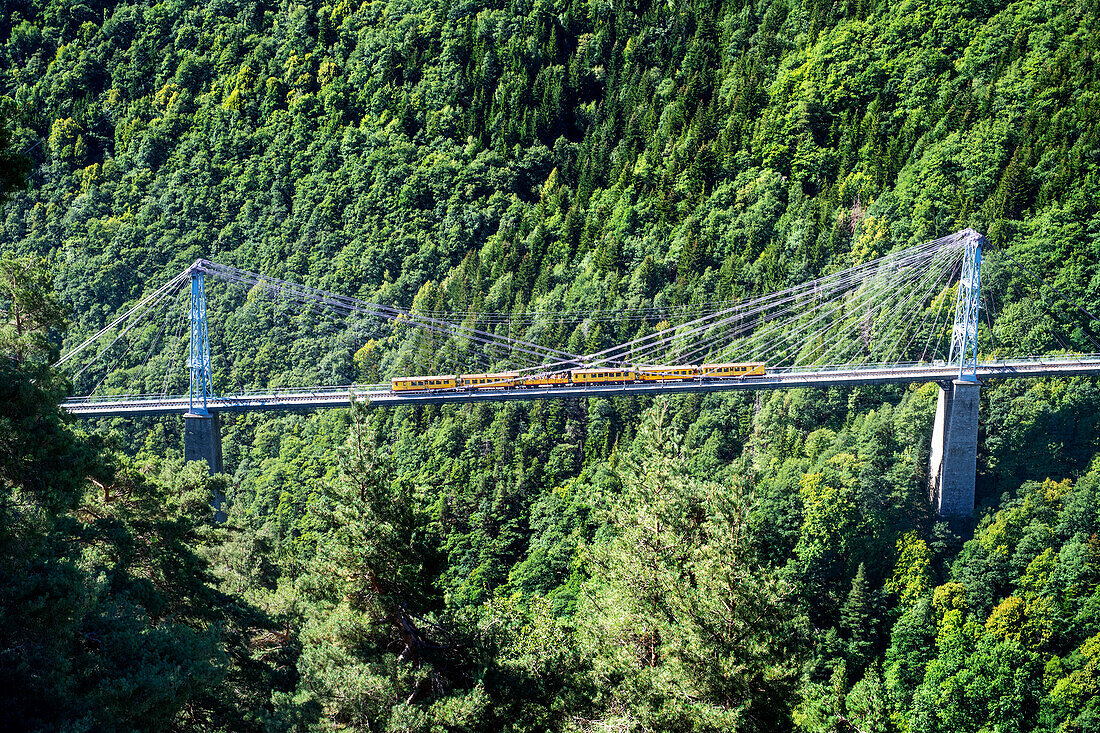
[60,357,1100,416]
[55,229,1100,516]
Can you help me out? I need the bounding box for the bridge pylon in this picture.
[184,264,223,482]
[949,229,984,382]
[930,229,984,517]
[187,266,213,415]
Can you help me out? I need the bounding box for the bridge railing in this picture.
[63,392,188,405]
[767,360,949,376]
[62,384,393,405]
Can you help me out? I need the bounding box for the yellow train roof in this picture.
[701,362,765,368]
[572,367,634,374]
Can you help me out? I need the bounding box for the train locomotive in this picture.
[391,362,765,393]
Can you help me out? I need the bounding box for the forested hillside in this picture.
[4,0,1100,729]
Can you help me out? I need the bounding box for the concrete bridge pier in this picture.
[929,380,979,516]
[184,412,226,521]
[184,411,223,473]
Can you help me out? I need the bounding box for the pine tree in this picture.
[842,562,875,672]
[293,403,481,729]
[578,402,802,732]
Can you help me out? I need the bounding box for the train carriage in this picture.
[460,372,519,389]
[571,368,637,384]
[520,371,571,387]
[637,366,700,381]
[392,375,459,392]
[700,362,766,378]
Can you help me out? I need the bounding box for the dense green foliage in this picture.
[0,255,292,731]
[5,0,1100,728]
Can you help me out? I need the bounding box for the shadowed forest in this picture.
[4,0,1100,729]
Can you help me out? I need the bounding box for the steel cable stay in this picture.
[519,236,963,375]
[210,275,508,375]
[416,301,735,325]
[638,239,955,362]
[616,237,962,366]
[551,260,927,372]
[259,282,524,374]
[910,255,969,368]
[700,251,940,365]
[198,234,966,384]
[927,283,961,364]
[419,231,972,325]
[727,271,922,369]
[814,247,965,368]
[530,238,954,371]
[216,276,524,375]
[804,248,963,371]
[67,277,187,398]
[200,263,580,378]
[713,253,947,370]
[69,275,188,386]
[823,251,962,368]
[162,291,190,397]
[83,279,188,394]
[695,246,957,371]
[675,242,962,370]
[913,260,964,365]
[197,262,586,370]
[55,270,190,368]
[128,285,188,393]
[875,250,964,366]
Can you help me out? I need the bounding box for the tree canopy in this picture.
[4,0,1100,729]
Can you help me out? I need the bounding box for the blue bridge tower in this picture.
[183,264,223,479]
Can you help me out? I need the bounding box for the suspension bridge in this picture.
[54,229,1100,515]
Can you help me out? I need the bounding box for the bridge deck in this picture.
[61,358,1100,417]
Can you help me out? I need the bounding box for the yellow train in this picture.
[391,363,765,392]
